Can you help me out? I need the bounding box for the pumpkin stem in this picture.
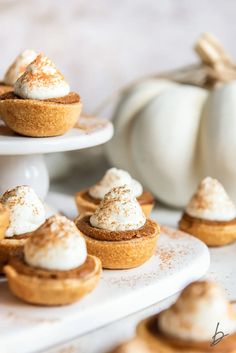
[93,33,236,115]
[195,33,236,85]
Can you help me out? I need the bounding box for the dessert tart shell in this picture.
[137,316,236,353]
[75,190,98,214]
[4,254,102,306]
[179,213,236,247]
[0,233,30,274]
[141,203,154,218]
[0,204,10,240]
[0,92,82,137]
[75,189,155,218]
[75,216,160,269]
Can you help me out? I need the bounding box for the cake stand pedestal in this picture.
[0,117,113,199]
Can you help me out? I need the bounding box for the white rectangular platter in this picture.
[0,225,210,353]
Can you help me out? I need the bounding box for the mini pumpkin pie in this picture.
[137,281,236,352]
[75,167,155,217]
[4,215,102,306]
[179,177,236,247]
[0,185,46,273]
[0,49,37,95]
[0,54,82,137]
[76,185,159,269]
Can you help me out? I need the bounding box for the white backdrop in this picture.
[1,0,236,185]
[0,0,236,113]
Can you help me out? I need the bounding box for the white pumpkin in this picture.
[105,33,236,207]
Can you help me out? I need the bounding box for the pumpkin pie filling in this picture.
[0,91,80,104]
[0,81,9,86]
[81,190,154,206]
[0,233,33,272]
[0,81,12,88]
[8,255,98,280]
[142,316,236,352]
[76,215,158,241]
[181,212,236,226]
[6,232,32,240]
[0,233,32,249]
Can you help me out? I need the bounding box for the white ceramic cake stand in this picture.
[0,117,113,199]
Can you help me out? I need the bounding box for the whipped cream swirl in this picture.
[89,168,143,199]
[186,177,236,221]
[24,215,87,271]
[4,49,37,86]
[159,281,236,342]
[14,54,70,100]
[90,185,146,231]
[0,185,45,238]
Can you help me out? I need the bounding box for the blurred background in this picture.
[1,0,236,198]
[0,0,236,113]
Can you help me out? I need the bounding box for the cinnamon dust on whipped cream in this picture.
[0,186,45,238]
[24,215,87,271]
[90,186,146,231]
[158,281,236,342]
[14,54,70,100]
[186,177,236,221]
[4,49,37,86]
